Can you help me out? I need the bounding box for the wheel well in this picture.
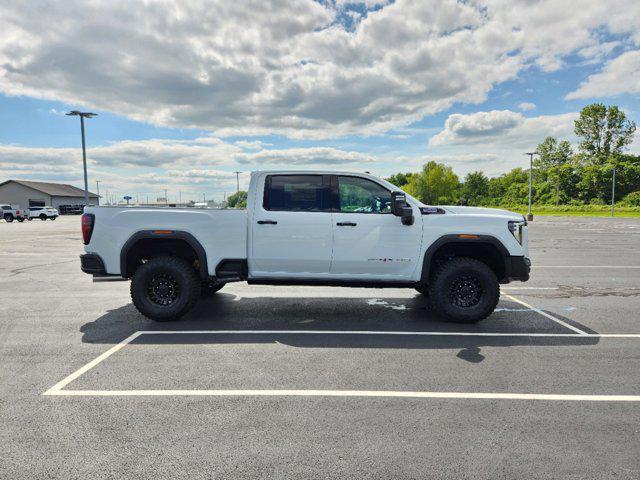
[122,237,206,279]
[425,242,506,282]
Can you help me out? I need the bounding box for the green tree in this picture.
[574,104,636,160]
[227,190,247,208]
[535,136,573,168]
[386,172,415,188]
[404,161,459,204]
[461,171,489,205]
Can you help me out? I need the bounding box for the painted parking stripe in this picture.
[44,331,142,395]
[44,329,640,397]
[502,294,587,335]
[533,265,640,268]
[44,389,640,402]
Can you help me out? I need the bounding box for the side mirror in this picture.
[391,191,414,226]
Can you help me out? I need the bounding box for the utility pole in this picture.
[163,189,168,206]
[66,111,97,205]
[524,152,538,221]
[611,166,616,217]
[95,180,101,205]
[234,171,241,194]
[179,190,182,205]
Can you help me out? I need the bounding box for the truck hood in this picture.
[438,205,524,221]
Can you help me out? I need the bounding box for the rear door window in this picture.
[263,175,331,212]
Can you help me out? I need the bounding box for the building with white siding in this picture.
[0,180,99,211]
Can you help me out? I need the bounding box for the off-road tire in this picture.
[201,281,224,297]
[4,214,13,222]
[130,256,200,322]
[428,257,499,323]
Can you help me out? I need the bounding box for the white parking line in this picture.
[502,294,588,335]
[44,329,640,399]
[533,265,640,268]
[501,287,558,290]
[44,389,640,401]
[44,331,142,395]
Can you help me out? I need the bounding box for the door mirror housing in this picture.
[391,191,414,226]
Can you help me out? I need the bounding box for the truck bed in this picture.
[84,206,248,276]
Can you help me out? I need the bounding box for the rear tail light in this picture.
[81,213,95,245]
[16,210,19,215]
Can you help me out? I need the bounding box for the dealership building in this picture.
[0,180,99,209]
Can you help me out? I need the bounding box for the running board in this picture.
[93,276,128,282]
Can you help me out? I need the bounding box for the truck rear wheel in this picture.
[130,256,200,322]
[428,257,499,323]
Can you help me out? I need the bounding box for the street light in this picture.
[66,111,97,205]
[234,171,242,195]
[524,152,538,221]
[611,165,616,217]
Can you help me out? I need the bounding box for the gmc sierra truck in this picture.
[80,171,530,323]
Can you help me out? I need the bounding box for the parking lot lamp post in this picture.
[66,111,97,206]
[611,165,616,217]
[524,152,538,221]
[234,171,241,194]
[95,180,101,205]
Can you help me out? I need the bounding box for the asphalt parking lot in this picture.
[1,215,639,479]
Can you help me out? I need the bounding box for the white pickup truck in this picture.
[80,170,530,323]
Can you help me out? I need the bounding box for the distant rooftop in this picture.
[0,179,98,197]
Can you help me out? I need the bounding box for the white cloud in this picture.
[518,102,536,111]
[429,110,577,148]
[566,50,640,99]
[0,0,638,138]
[0,138,379,200]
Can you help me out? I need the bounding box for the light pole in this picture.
[524,152,538,221]
[234,171,241,194]
[66,111,97,206]
[611,165,616,217]
[95,180,101,205]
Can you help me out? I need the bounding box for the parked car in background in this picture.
[27,206,59,221]
[1,204,27,222]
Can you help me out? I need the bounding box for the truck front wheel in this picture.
[428,257,499,323]
[130,256,200,322]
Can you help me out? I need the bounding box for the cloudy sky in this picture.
[1,0,639,202]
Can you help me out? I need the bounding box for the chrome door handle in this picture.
[336,222,357,226]
[257,220,277,225]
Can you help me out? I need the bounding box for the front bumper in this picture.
[80,253,106,275]
[504,256,531,282]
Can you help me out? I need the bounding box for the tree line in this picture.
[387,104,640,208]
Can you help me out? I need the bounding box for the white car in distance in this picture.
[28,206,59,221]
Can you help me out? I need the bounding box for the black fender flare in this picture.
[120,230,209,279]
[420,234,510,281]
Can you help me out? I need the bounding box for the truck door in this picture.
[250,174,333,277]
[330,175,422,280]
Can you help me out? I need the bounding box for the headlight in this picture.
[508,219,527,244]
